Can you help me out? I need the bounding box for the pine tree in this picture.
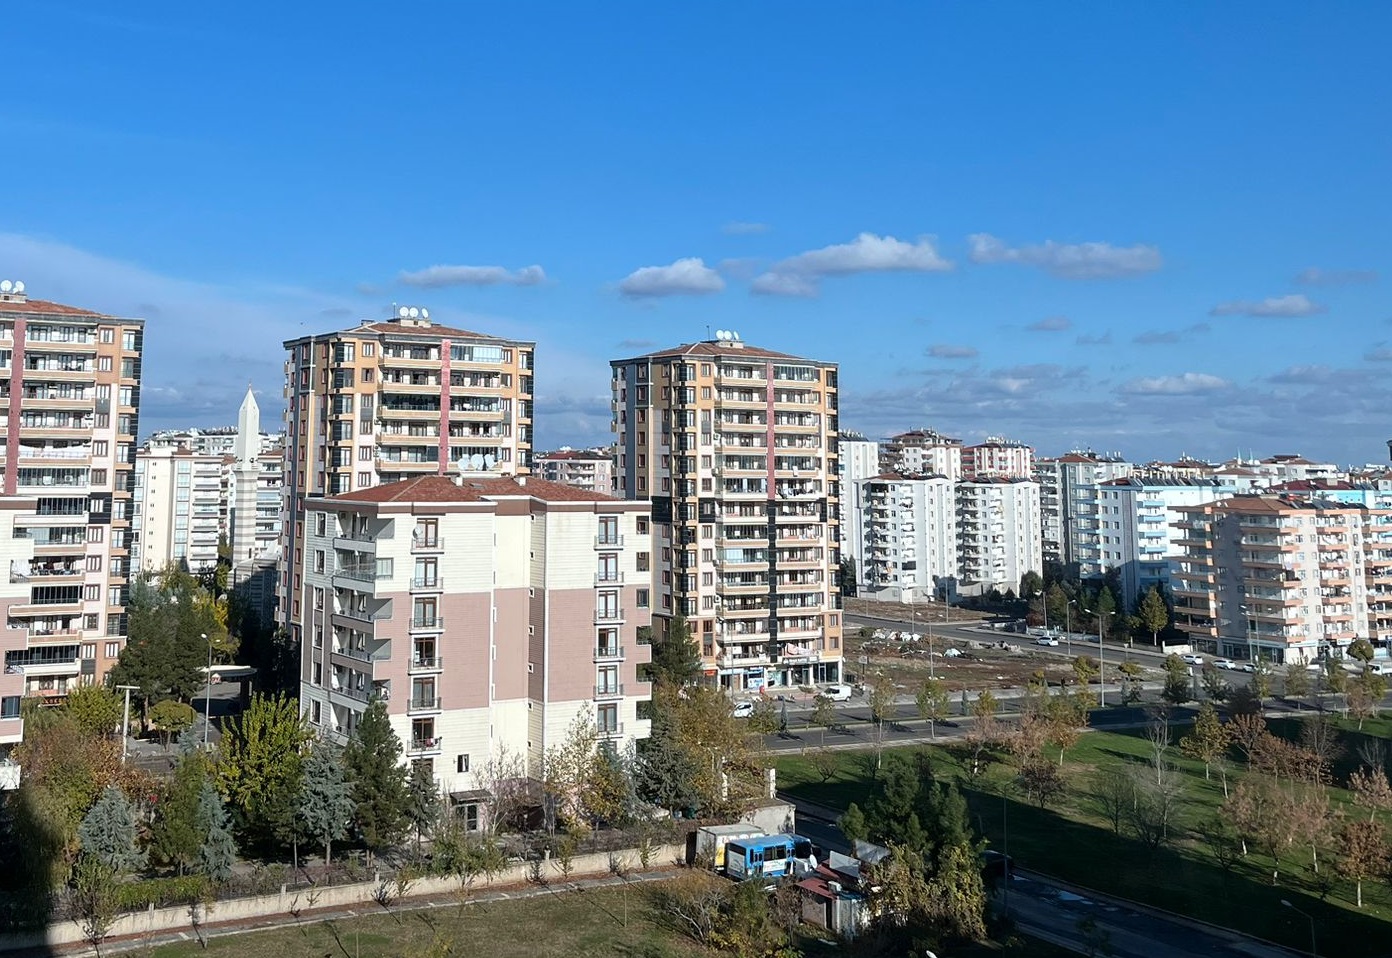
[344,699,408,859]
[196,782,236,882]
[649,615,701,687]
[150,750,212,873]
[633,704,702,814]
[196,779,236,880]
[405,760,440,855]
[297,740,356,867]
[78,787,146,874]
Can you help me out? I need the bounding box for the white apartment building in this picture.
[837,434,881,580]
[1083,475,1237,611]
[1035,451,1132,572]
[962,437,1034,480]
[881,429,962,480]
[297,474,651,819]
[956,477,1041,595]
[1173,495,1391,663]
[147,426,282,459]
[1251,455,1344,485]
[133,446,223,573]
[855,473,957,602]
[534,447,615,494]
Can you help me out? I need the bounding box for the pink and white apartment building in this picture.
[296,474,652,809]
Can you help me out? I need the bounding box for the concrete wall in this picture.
[0,842,686,954]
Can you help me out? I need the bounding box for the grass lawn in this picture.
[134,882,1076,958]
[777,725,1392,957]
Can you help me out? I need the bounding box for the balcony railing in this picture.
[594,644,625,661]
[598,722,624,738]
[595,607,625,623]
[409,656,443,673]
[594,534,625,549]
[411,535,444,552]
[408,696,442,711]
[409,737,443,753]
[411,616,445,630]
[411,577,444,591]
[334,646,389,664]
[595,572,625,587]
[594,684,625,698]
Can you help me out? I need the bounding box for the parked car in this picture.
[1181,653,1204,666]
[1212,658,1238,670]
[822,684,854,702]
[1035,636,1060,647]
[731,700,755,718]
[1368,663,1388,675]
[1239,662,1257,673]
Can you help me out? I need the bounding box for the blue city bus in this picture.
[724,834,813,881]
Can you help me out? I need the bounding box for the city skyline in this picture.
[2,2,1389,462]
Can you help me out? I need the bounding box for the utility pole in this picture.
[115,684,139,765]
[201,632,213,749]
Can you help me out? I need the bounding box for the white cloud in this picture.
[752,232,953,297]
[967,233,1162,279]
[1294,267,1378,286]
[1027,315,1071,332]
[617,257,725,298]
[722,221,770,236]
[1365,347,1392,362]
[1209,294,1325,318]
[1120,372,1231,395]
[928,344,978,359]
[397,264,547,288]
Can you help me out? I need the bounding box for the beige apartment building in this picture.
[0,284,144,737]
[610,337,843,692]
[1172,494,1392,663]
[535,447,615,494]
[296,474,650,817]
[133,445,223,573]
[279,308,534,645]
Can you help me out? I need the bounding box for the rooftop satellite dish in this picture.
[408,307,420,319]
[420,308,429,319]
[398,306,410,318]
[484,454,496,469]
[731,330,741,341]
[0,281,11,293]
[456,456,470,473]
[716,329,728,341]
[470,453,485,470]
[12,282,22,293]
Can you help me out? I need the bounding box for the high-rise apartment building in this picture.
[1035,451,1132,572]
[133,446,223,573]
[610,337,843,692]
[279,309,534,644]
[0,284,144,701]
[880,429,962,479]
[535,447,615,494]
[836,433,880,581]
[296,474,651,818]
[1172,495,1392,663]
[955,477,1041,594]
[962,437,1034,481]
[854,473,956,602]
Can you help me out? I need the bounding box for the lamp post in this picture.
[201,632,213,749]
[1065,599,1076,657]
[1238,603,1254,666]
[1082,607,1106,707]
[1281,899,1317,958]
[115,684,139,765]
[1033,590,1048,638]
[926,600,936,680]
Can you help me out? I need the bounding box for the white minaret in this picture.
[230,385,261,562]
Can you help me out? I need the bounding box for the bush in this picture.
[114,875,210,912]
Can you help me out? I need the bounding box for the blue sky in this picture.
[2,2,1389,463]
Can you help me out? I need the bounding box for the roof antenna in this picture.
[706,324,711,340]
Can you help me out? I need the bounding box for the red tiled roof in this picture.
[330,475,486,503]
[462,476,620,502]
[0,298,114,318]
[537,449,611,461]
[353,321,520,343]
[617,341,831,364]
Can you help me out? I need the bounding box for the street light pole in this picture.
[1065,599,1075,657]
[1281,899,1317,958]
[1083,607,1106,707]
[1034,590,1048,637]
[927,601,935,680]
[201,632,212,749]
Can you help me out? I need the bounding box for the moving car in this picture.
[822,684,854,702]
[1213,658,1238,670]
[732,700,755,718]
[1035,636,1060,647]
[1181,653,1205,666]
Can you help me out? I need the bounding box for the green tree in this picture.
[149,750,212,873]
[1180,701,1232,783]
[344,699,409,859]
[297,740,355,868]
[633,701,702,814]
[149,699,196,747]
[217,692,310,850]
[1250,658,1273,703]
[405,760,441,855]
[1348,670,1388,730]
[78,787,146,874]
[808,694,838,747]
[972,689,998,721]
[839,802,868,845]
[1161,654,1192,706]
[1019,571,1044,604]
[73,856,120,957]
[1136,586,1169,646]
[648,615,701,687]
[1349,638,1376,665]
[915,678,951,740]
[746,697,780,736]
[196,781,236,882]
[1321,658,1348,695]
[1283,662,1311,698]
[1200,665,1230,703]
[63,685,124,739]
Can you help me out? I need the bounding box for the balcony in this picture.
[594,572,625,587]
[333,568,390,591]
[334,535,377,552]
[594,534,625,549]
[407,695,443,713]
[598,722,625,740]
[408,656,444,674]
[594,683,625,699]
[595,606,625,624]
[411,615,445,631]
[328,686,374,710]
[594,644,625,662]
[408,736,443,755]
[334,605,392,628]
[411,535,445,553]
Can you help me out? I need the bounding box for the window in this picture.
[636,588,650,609]
[100,328,114,344]
[597,665,620,695]
[312,662,322,686]
[598,553,619,582]
[597,704,619,733]
[311,701,321,725]
[363,342,375,357]
[314,550,325,574]
[462,802,480,832]
[104,642,120,658]
[86,555,102,572]
[636,552,650,572]
[597,515,619,545]
[456,754,470,773]
[0,697,19,720]
[359,446,372,461]
[597,590,620,619]
[87,526,105,543]
[315,513,326,536]
[84,584,101,601]
[357,471,371,487]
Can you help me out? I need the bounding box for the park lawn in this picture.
[777,726,1392,958]
[137,880,1076,958]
